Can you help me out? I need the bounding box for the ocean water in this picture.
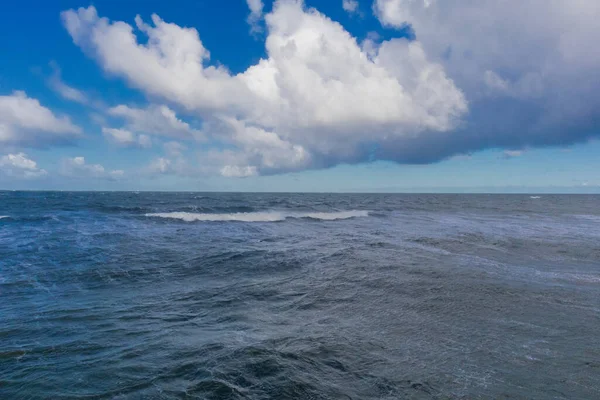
[1,192,599,399]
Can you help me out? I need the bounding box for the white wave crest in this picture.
[145,210,369,222]
[530,196,541,199]
[0,216,9,219]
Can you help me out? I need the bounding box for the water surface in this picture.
[1,192,599,399]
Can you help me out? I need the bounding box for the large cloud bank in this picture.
[60,0,600,175]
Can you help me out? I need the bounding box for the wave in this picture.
[530,196,541,199]
[540,271,600,284]
[574,214,600,222]
[145,210,369,222]
[0,215,60,223]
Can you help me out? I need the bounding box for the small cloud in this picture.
[48,61,89,105]
[61,156,124,180]
[110,169,125,178]
[246,0,264,33]
[449,153,473,161]
[107,104,203,141]
[484,70,510,93]
[138,134,152,149]
[343,0,360,14]
[220,165,258,178]
[145,154,193,178]
[90,112,108,126]
[361,31,381,60]
[0,91,81,148]
[503,150,524,159]
[163,141,187,157]
[148,157,172,174]
[484,70,544,99]
[102,127,152,149]
[0,153,47,179]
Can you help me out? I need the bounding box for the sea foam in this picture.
[145,210,369,222]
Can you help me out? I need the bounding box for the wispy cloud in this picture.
[102,127,152,149]
[61,156,124,180]
[107,104,203,141]
[246,0,264,33]
[342,0,360,14]
[47,61,89,105]
[502,150,525,159]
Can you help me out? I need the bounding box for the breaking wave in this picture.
[145,210,369,222]
[0,216,9,219]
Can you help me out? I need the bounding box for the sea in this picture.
[1,192,599,399]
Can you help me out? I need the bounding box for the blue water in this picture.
[1,192,599,399]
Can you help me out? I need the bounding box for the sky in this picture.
[1,0,599,192]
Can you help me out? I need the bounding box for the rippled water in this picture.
[1,192,599,399]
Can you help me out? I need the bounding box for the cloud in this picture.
[107,104,203,140]
[102,127,152,148]
[61,156,124,179]
[145,156,191,177]
[246,0,264,32]
[0,91,81,148]
[373,0,431,29]
[47,61,89,104]
[163,141,186,156]
[342,0,359,14]
[147,157,172,174]
[0,153,47,179]
[503,150,524,159]
[58,0,600,173]
[62,1,466,175]
[220,165,258,178]
[373,0,600,158]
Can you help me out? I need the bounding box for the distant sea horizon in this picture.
[2,188,600,194]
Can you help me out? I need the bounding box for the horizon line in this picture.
[2,189,599,195]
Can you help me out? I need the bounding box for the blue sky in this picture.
[1,0,599,192]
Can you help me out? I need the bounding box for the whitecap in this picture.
[0,216,9,219]
[145,210,369,222]
[300,211,369,220]
[530,196,541,199]
[539,271,600,284]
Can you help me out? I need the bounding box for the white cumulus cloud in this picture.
[62,1,466,175]
[0,153,47,179]
[0,91,81,148]
[102,127,152,148]
[61,156,124,179]
[107,104,203,140]
[373,0,432,29]
[147,157,171,174]
[145,156,191,177]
